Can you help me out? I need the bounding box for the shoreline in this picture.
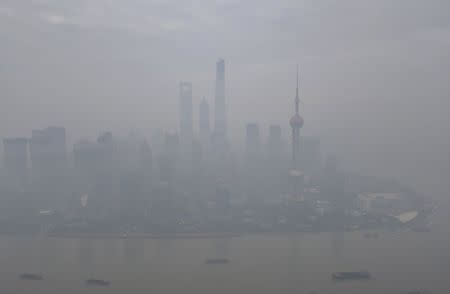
[0,228,403,240]
[46,232,243,239]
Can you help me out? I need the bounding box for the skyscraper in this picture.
[2,138,28,188]
[30,126,68,208]
[73,132,116,218]
[289,67,304,169]
[199,98,210,145]
[267,124,282,159]
[164,131,179,159]
[214,58,226,137]
[30,126,67,175]
[289,66,305,200]
[179,82,193,147]
[245,123,261,159]
[158,131,179,183]
[300,136,321,173]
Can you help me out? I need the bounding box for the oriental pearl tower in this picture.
[289,66,304,200]
[290,66,304,169]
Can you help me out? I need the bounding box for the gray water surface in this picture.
[0,230,448,294]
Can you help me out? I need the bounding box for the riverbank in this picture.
[46,231,242,239]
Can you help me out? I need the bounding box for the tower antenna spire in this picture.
[295,64,300,115]
[289,63,304,198]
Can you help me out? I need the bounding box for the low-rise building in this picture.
[356,192,407,215]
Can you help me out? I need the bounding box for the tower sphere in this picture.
[290,114,304,128]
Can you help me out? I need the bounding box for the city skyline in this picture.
[0,61,316,166]
[0,2,448,293]
[1,1,449,203]
[0,54,446,201]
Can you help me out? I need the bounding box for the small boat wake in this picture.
[332,271,372,281]
[205,258,229,265]
[19,273,44,281]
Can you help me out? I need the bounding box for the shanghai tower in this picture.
[214,58,227,137]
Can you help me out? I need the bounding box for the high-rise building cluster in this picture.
[3,60,419,235]
[0,60,322,225]
[178,59,229,159]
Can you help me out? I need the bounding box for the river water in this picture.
[0,228,449,294]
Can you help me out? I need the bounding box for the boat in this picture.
[19,273,44,281]
[332,271,371,281]
[205,258,229,264]
[86,279,110,286]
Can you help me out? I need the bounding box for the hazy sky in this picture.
[1,0,449,194]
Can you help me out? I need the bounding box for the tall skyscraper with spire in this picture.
[289,66,305,200]
[214,58,227,137]
[289,66,304,169]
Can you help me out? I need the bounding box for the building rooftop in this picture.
[362,193,403,200]
[289,169,304,177]
[395,211,419,223]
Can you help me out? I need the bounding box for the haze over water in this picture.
[1,226,449,294]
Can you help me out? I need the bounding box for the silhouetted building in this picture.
[73,132,116,218]
[321,154,349,211]
[209,181,232,222]
[214,58,227,137]
[245,123,261,159]
[158,131,179,183]
[199,98,210,147]
[30,126,67,174]
[29,126,68,209]
[2,138,28,188]
[138,140,153,213]
[179,82,193,148]
[356,192,406,215]
[289,68,304,170]
[289,67,304,200]
[300,136,321,173]
[119,170,147,220]
[267,125,282,159]
[74,132,114,174]
[165,131,179,158]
